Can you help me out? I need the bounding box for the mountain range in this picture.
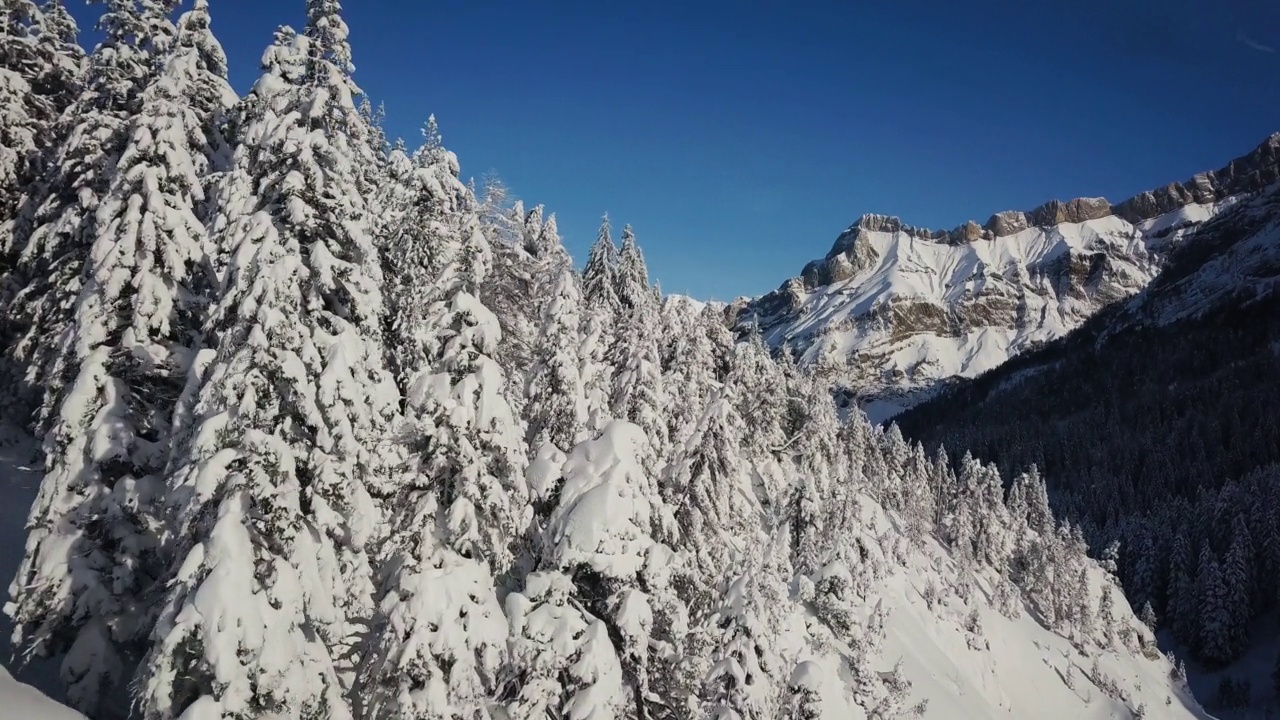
[732,133,1280,421]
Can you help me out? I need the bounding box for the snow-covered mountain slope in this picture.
[893,181,1280,715]
[733,133,1280,421]
[780,495,1206,719]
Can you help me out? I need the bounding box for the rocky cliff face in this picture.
[733,133,1280,421]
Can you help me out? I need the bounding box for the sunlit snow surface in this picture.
[0,666,84,720]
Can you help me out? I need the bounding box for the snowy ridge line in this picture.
[807,131,1280,269]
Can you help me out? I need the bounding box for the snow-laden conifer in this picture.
[139,6,398,715]
[609,301,670,470]
[381,118,469,393]
[504,570,629,719]
[2,0,156,430]
[788,376,841,576]
[521,202,545,256]
[665,384,759,576]
[580,301,614,434]
[1166,532,1196,643]
[0,0,82,423]
[727,328,788,457]
[663,302,719,443]
[536,420,688,719]
[6,1,226,713]
[0,0,81,227]
[1196,544,1232,666]
[1223,515,1254,655]
[699,552,788,720]
[356,115,531,719]
[582,213,620,316]
[524,233,588,454]
[614,223,655,313]
[477,179,542,403]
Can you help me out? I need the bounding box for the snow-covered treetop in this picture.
[304,0,353,74]
[545,420,673,578]
[251,25,304,103]
[172,0,229,83]
[583,213,621,313]
[615,223,655,312]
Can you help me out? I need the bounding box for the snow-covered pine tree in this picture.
[0,0,155,431]
[727,327,788,462]
[138,6,399,716]
[701,303,735,380]
[520,202,545,257]
[381,117,468,393]
[354,96,389,212]
[972,462,1012,569]
[929,445,955,529]
[609,289,669,471]
[809,547,861,640]
[1224,515,1254,649]
[1010,516,1063,627]
[788,375,843,577]
[614,223,655,313]
[900,442,935,540]
[580,300,614,435]
[370,136,411,241]
[476,177,543,405]
[1070,566,1094,640]
[1138,600,1158,632]
[1125,531,1162,615]
[1166,532,1197,645]
[528,211,561,286]
[582,213,621,317]
[1021,465,1053,536]
[1006,468,1029,527]
[0,0,81,226]
[524,232,588,456]
[1196,544,1233,666]
[1049,524,1092,636]
[657,294,696,372]
[537,421,688,719]
[356,113,532,718]
[665,383,759,578]
[477,174,521,247]
[1098,583,1118,648]
[6,1,231,713]
[878,424,910,511]
[663,300,719,444]
[788,368,849,571]
[781,662,824,720]
[1207,517,1253,665]
[699,555,788,720]
[504,570,630,719]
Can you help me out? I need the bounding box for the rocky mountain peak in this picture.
[736,132,1280,420]
[788,134,1280,293]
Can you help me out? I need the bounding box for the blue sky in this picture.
[72,0,1280,300]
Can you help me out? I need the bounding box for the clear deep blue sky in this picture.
[71,0,1280,300]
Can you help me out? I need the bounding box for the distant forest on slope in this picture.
[896,186,1280,669]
